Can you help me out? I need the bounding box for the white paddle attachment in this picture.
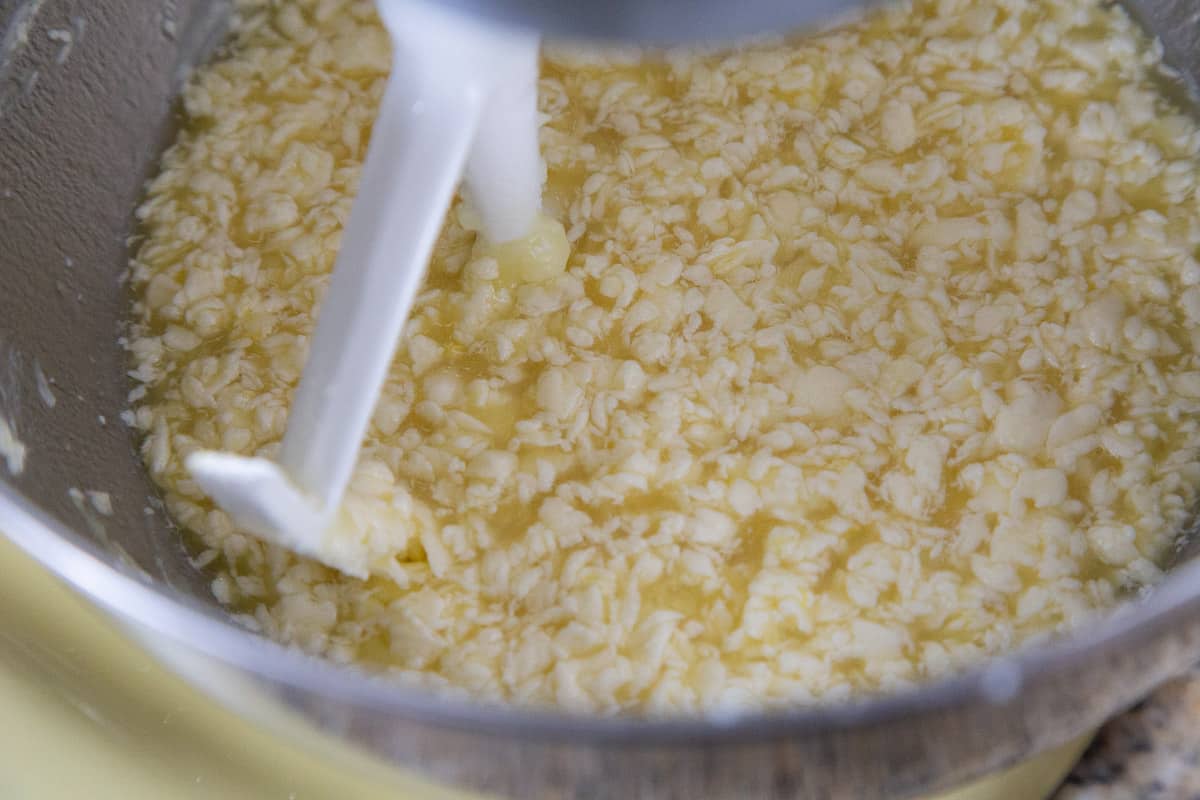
[187,1,543,577]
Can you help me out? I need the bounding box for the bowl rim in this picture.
[3,478,1199,745]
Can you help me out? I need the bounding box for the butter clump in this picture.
[478,213,570,284]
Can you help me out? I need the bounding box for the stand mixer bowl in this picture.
[3,1,1200,797]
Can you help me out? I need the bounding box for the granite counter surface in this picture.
[1054,666,1200,799]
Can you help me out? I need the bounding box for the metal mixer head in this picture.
[419,0,878,42]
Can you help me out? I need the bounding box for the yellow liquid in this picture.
[128,0,1200,712]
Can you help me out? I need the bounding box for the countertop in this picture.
[1055,667,1200,799]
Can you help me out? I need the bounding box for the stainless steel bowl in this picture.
[4,1,1200,798]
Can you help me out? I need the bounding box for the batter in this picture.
[128,0,1200,712]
